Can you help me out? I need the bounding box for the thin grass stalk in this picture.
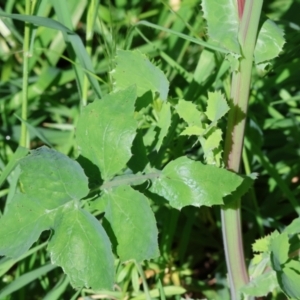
[221,0,263,299]
[134,261,152,300]
[82,0,98,107]
[19,0,32,148]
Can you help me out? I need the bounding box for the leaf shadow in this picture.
[127,131,149,173]
[77,155,103,190]
[102,217,118,255]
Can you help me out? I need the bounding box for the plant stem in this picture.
[135,261,152,300]
[221,0,263,299]
[82,0,98,107]
[19,0,31,148]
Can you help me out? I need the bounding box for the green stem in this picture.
[221,0,263,299]
[101,172,160,190]
[135,261,152,300]
[135,21,229,55]
[19,0,31,148]
[82,0,98,107]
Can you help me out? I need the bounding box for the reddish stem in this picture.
[237,0,245,20]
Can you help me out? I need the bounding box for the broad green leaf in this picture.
[0,147,89,258]
[254,19,285,65]
[0,194,53,258]
[205,91,229,122]
[285,259,300,272]
[175,99,203,128]
[224,173,257,205]
[279,264,300,299]
[114,50,169,101]
[76,86,138,181]
[202,0,240,55]
[270,232,289,271]
[19,146,89,209]
[102,186,159,262]
[240,271,278,297]
[284,217,300,235]
[48,202,114,290]
[150,156,244,210]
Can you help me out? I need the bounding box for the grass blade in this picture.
[0,146,28,188]
[0,11,102,99]
[0,264,56,298]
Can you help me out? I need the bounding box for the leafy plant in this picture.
[242,218,300,299]
[0,0,299,299]
[0,50,250,291]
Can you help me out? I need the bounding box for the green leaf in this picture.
[102,186,159,262]
[150,156,244,210]
[279,264,300,299]
[224,173,257,205]
[202,0,240,55]
[249,252,271,278]
[0,146,28,188]
[270,232,289,271]
[48,202,114,290]
[199,128,223,165]
[180,126,205,136]
[284,217,300,235]
[240,271,278,297]
[0,194,53,258]
[19,146,89,209]
[201,128,223,152]
[114,50,169,101]
[226,53,240,72]
[0,147,89,258]
[156,102,172,151]
[76,86,138,181]
[252,253,264,265]
[175,99,203,128]
[193,49,216,84]
[254,19,285,65]
[205,91,229,122]
[252,231,280,253]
